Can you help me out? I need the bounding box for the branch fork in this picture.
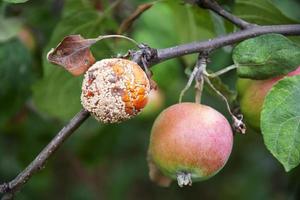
[195,0,255,29]
[1,0,298,197]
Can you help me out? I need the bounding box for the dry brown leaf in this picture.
[47,35,96,76]
[118,3,154,34]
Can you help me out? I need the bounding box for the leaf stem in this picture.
[96,34,139,46]
[179,65,199,103]
[205,64,237,78]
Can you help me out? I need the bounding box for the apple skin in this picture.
[148,103,233,184]
[237,66,300,130]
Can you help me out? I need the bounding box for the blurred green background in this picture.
[1,0,300,199]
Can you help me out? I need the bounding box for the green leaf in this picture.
[261,75,300,172]
[235,0,300,46]
[3,0,28,3]
[132,2,184,96]
[33,70,83,120]
[0,17,22,42]
[233,34,300,79]
[166,1,215,66]
[0,39,33,126]
[234,0,297,24]
[272,0,300,22]
[33,7,117,120]
[167,2,215,43]
[62,0,93,18]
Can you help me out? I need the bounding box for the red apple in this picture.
[148,103,233,187]
[237,66,300,130]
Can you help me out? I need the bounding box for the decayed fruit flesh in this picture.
[81,58,150,123]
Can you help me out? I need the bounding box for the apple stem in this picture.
[177,172,192,187]
[179,63,199,103]
[205,64,237,78]
[195,77,204,104]
[179,54,207,103]
[195,56,207,103]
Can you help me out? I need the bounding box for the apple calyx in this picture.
[177,172,192,187]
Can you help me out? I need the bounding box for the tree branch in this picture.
[155,24,300,63]
[196,0,254,29]
[0,109,90,199]
[1,3,300,197]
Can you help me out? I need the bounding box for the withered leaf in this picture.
[118,3,154,34]
[47,35,96,76]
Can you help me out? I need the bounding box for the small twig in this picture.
[118,2,155,34]
[196,0,254,29]
[0,109,90,198]
[205,64,237,78]
[0,10,299,197]
[204,76,246,134]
